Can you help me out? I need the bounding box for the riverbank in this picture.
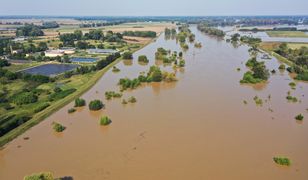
[0,36,157,148]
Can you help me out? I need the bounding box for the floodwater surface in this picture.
[0,26,308,180]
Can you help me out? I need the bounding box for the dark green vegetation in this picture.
[16,24,44,37]
[100,116,112,126]
[74,98,86,107]
[197,23,225,37]
[89,100,104,111]
[240,57,270,84]
[24,172,54,180]
[123,31,157,38]
[138,55,149,63]
[295,114,304,121]
[274,43,308,81]
[105,91,122,100]
[52,122,66,132]
[273,157,291,166]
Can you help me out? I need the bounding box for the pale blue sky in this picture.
[0,0,307,16]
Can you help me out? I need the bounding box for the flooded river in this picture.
[0,26,308,180]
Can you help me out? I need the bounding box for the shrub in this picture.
[100,116,112,126]
[105,91,122,100]
[138,55,149,63]
[11,92,38,105]
[148,66,162,82]
[52,122,66,132]
[253,96,263,106]
[34,103,50,113]
[68,108,76,114]
[112,66,120,72]
[24,172,54,180]
[278,64,286,70]
[179,59,185,67]
[122,51,133,59]
[122,99,128,104]
[286,96,298,103]
[289,82,296,88]
[75,98,86,107]
[118,78,141,90]
[295,114,304,121]
[273,157,291,166]
[89,100,104,111]
[128,96,137,103]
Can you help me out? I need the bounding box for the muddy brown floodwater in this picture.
[0,26,308,180]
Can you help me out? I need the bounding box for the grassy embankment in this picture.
[0,36,156,148]
[266,31,308,38]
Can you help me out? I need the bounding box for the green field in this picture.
[266,31,308,38]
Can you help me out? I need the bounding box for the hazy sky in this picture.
[0,0,308,16]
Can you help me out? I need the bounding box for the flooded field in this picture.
[21,64,79,76]
[0,26,308,180]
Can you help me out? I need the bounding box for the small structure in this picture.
[13,37,28,42]
[45,50,64,57]
[60,48,75,55]
[87,48,118,55]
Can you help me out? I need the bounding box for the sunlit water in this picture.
[0,26,307,180]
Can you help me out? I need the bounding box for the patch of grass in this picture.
[33,103,50,113]
[273,157,291,166]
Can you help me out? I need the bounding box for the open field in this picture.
[287,43,308,49]
[266,31,308,38]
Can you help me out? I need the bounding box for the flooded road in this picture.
[0,26,308,180]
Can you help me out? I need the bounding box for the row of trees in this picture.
[16,24,44,37]
[122,31,157,38]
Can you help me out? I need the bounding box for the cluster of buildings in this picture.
[44,48,76,57]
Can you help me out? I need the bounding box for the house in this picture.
[87,48,118,55]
